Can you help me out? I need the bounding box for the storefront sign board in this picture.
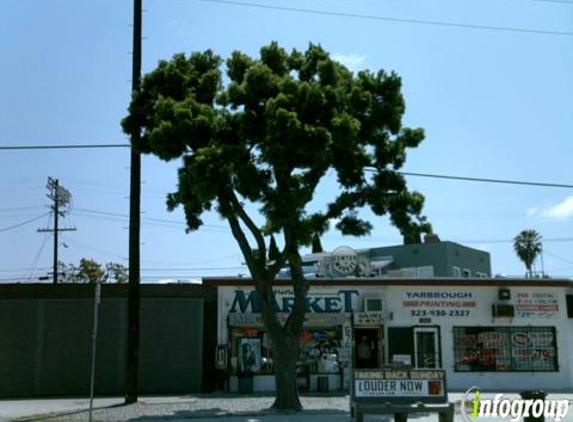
[354,312,384,325]
[401,290,477,318]
[353,369,446,400]
[515,292,559,318]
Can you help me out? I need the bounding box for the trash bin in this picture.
[520,390,548,422]
[238,373,254,394]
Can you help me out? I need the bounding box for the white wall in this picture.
[217,283,573,392]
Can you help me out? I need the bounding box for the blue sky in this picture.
[1,0,572,282]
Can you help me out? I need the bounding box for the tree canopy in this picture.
[123,42,430,253]
[58,259,128,284]
[122,42,430,409]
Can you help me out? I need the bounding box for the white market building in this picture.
[206,277,573,393]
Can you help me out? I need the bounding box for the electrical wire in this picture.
[0,213,50,233]
[73,207,229,230]
[65,239,128,261]
[543,249,573,265]
[0,144,129,150]
[514,0,573,4]
[24,233,51,281]
[0,206,44,213]
[0,267,50,273]
[191,0,573,37]
[397,171,573,189]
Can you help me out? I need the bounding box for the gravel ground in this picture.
[9,392,573,422]
[14,394,350,422]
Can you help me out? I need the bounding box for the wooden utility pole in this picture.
[38,177,75,284]
[125,0,142,405]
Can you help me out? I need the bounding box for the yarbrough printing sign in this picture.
[402,290,477,318]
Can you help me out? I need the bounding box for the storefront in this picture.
[207,278,573,392]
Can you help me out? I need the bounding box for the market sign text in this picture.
[229,289,359,313]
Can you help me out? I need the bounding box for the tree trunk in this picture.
[270,329,302,411]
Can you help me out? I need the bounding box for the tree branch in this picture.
[268,250,287,280]
[228,190,267,262]
[282,224,309,334]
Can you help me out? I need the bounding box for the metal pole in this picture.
[53,179,59,284]
[89,281,101,422]
[540,245,545,277]
[126,0,142,404]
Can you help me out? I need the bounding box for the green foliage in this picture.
[311,234,323,253]
[123,41,432,412]
[513,229,543,277]
[106,262,129,284]
[76,258,105,284]
[57,259,128,284]
[268,235,280,263]
[122,42,431,263]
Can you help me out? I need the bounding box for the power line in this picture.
[0,206,44,213]
[0,267,50,273]
[192,0,573,37]
[74,207,229,230]
[455,237,573,244]
[0,213,50,233]
[396,171,573,189]
[543,249,573,265]
[0,144,129,150]
[24,233,51,281]
[517,0,573,4]
[65,239,127,261]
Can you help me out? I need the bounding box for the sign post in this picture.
[89,281,101,422]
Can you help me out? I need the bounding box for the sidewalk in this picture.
[1,392,572,422]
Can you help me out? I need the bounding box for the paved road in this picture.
[2,392,573,422]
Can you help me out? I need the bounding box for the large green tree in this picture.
[122,42,430,410]
[513,229,542,277]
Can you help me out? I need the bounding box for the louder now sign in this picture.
[356,379,433,397]
[353,370,445,398]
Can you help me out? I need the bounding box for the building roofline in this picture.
[0,283,216,300]
[202,277,573,288]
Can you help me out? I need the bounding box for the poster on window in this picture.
[238,338,261,374]
[453,327,558,372]
[515,292,559,318]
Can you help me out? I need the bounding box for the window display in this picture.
[453,326,558,372]
[238,338,261,374]
[298,328,342,373]
[228,326,341,375]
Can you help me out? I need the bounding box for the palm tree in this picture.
[513,229,542,278]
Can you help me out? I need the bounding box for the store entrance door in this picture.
[413,327,440,368]
[354,328,381,369]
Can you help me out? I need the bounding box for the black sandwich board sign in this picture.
[351,367,448,404]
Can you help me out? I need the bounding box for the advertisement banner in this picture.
[353,369,445,399]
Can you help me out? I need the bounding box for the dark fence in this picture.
[0,283,216,397]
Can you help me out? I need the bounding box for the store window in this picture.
[230,327,273,374]
[298,328,342,373]
[453,326,558,372]
[417,266,434,278]
[229,326,342,375]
